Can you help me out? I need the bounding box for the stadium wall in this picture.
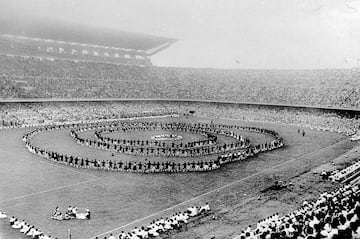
[1,98,359,117]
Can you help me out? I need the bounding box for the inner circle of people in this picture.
[75,121,249,157]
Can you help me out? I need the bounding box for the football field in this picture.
[0,116,356,239]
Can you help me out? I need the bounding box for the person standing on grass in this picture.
[52,207,61,217]
[9,216,16,225]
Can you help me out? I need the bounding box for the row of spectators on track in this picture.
[22,121,284,173]
[0,214,54,239]
[97,204,211,239]
[234,184,360,239]
[327,156,360,184]
[0,202,210,239]
[0,102,358,141]
[71,122,249,157]
[0,55,360,108]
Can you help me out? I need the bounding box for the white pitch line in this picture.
[0,178,100,204]
[92,138,348,238]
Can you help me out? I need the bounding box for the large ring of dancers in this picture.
[22,116,285,173]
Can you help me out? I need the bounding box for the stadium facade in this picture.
[0,19,175,66]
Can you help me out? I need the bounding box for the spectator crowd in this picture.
[234,183,360,239]
[0,55,360,108]
[233,152,360,239]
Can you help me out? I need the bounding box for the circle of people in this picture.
[71,121,249,157]
[22,120,284,174]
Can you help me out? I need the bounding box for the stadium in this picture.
[1,2,360,239]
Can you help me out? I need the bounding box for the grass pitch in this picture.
[0,116,356,239]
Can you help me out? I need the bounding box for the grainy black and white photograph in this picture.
[0,0,359,238]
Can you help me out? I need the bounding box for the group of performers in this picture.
[0,208,89,238]
[72,121,249,157]
[22,120,284,174]
[96,121,219,148]
[51,206,90,220]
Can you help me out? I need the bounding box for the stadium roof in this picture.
[0,18,175,51]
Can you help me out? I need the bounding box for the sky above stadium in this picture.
[1,0,360,69]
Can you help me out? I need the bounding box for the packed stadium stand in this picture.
[0,18,359,109]
[0,53,359,108]
[0,18,358,108]
[0,55,359,107]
